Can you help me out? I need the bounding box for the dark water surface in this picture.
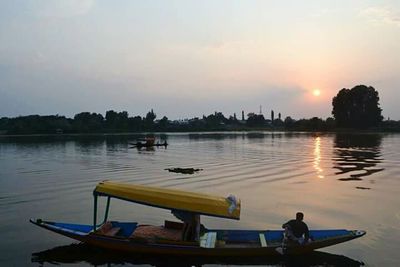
[0,132,399,266]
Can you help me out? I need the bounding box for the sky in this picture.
[0,0,399,120]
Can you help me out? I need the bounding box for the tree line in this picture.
[0,85,397,135]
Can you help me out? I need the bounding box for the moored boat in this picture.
[30,181,366,256]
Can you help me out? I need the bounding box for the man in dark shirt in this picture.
[282,212,309,245]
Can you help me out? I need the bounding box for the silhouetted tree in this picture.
[204,112,228,128]
[128,116,143,132]
[105,110,129,131]
[73,112,104,132]
[105,110,118,130]
[284,116,295,129]
[6,115,72,134]
[157,116,169,130]
[247,113,265,127]
[144,109,157,130]
[332,85,383,128]
[325,117,336,130]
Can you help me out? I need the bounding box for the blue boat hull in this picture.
[30,219,366,256]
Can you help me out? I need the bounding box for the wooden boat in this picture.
[130,142,168,148]
[129,139,168,148]
[30,181,366,256]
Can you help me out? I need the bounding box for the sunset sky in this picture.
[0,0,399,120]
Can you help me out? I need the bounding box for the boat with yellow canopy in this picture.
[30,181,365,256]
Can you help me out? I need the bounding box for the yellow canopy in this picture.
[94,181,240,220]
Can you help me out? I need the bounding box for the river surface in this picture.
[0,132,399,266]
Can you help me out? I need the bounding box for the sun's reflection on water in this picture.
[313,137,324,179]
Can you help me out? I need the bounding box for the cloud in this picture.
[28,0,95,18]
[360,6,400,27]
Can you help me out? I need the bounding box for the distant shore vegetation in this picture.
[1,85,398,135]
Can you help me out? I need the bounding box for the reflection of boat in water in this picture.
[130,137,168,148]
[32,243,365,267]
[30,181,365,257]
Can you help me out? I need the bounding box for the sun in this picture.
[313,89,321,97]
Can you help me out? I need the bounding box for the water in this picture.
[0,132,399,266]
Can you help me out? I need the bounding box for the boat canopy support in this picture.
[93,194,111,231]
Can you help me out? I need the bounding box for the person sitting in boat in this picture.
[145,137,155,146]
[282,212,310,245]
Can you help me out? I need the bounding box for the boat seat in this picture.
[104,227,121,236]
[259,233,267,247]
[97,222,121,236]
[130,225,182,241]
[200,232,217,248]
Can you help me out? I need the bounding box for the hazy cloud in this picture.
[360,6,400,27]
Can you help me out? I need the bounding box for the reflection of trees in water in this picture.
[334,134,384,182]
[32,243,364,267]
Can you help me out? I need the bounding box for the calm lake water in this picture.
[0,132,399,266]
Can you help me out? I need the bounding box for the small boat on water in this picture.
[130,137,168,148]
[30,181,366,256]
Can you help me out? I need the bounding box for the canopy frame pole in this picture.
[103,196,111,224]
[93,194,98,231]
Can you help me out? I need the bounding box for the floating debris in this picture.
[338,177,363,181]
[356,186,371,190]
[165,168,203,174]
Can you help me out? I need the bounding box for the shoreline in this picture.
[0,129,397,138]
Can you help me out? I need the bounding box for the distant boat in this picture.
[30,181,366,256]
[130,137,168,148]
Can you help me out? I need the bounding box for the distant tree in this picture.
[6,115,71,134]
[73,112,104,132]
[332,85,383,128]
[144,109,157,130]
[157,116,169,130]
[284,116,295,129]
[128,116,143,132]
[325,117,336,130]
[105,110,129,131]
[0,117,9,132]
[308,117,325,131]
[105,110,118,130]
[228,114,238,124]
[145,109,156,122]
[204,112,227,128]
[247,113,265,127]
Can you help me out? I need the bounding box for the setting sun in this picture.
[313,89,321,97]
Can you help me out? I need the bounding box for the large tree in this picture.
[332,85,383,128]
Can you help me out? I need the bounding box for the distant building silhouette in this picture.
[242,110,245,121]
